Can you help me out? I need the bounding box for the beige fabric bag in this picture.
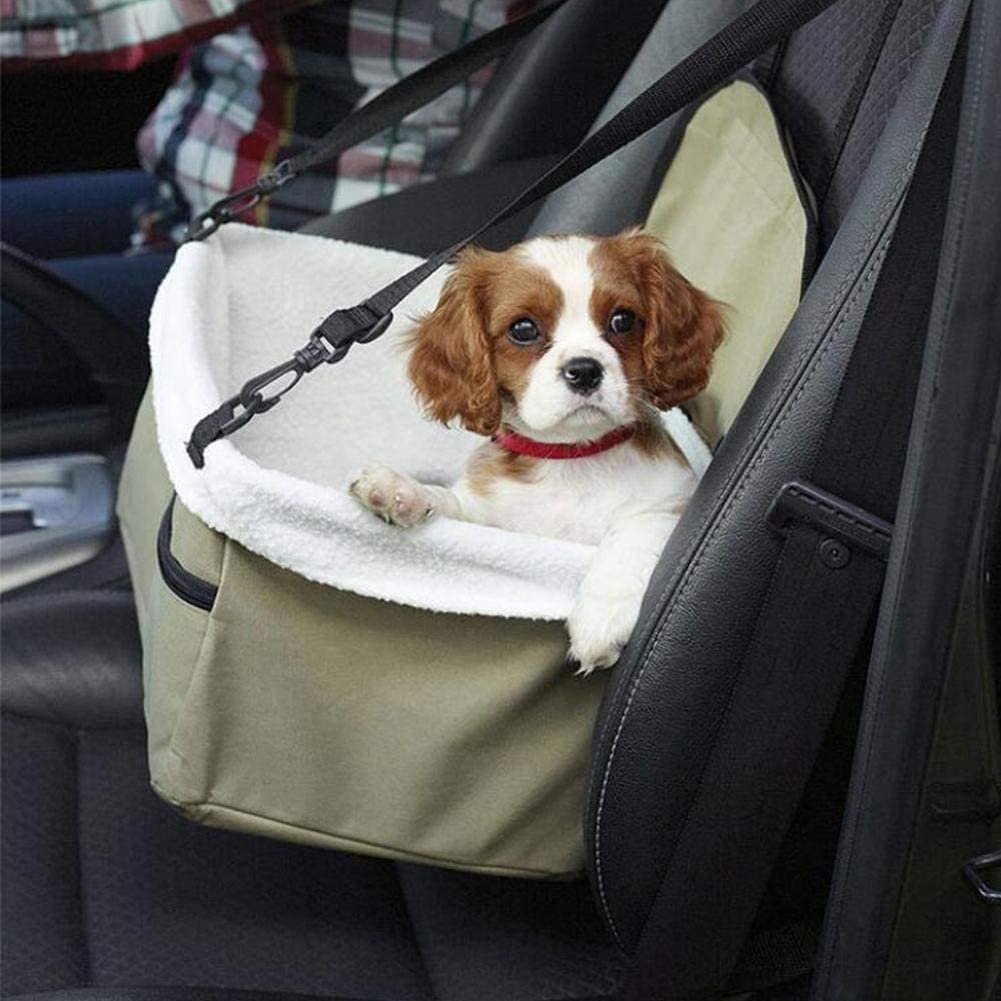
[119,78,811,879]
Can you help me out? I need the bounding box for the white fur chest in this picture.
[456,443,697,546]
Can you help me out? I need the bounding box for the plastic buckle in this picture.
[964,849,1001,904]
[261,160,295,191]
[767,480,893,561]
[295,333,338,370]
[311,309,394,364]
[214,397,260,438]
[185,393,258,468]
[186,311,392,469]
[354,311,394,343]
[236,349,322,414]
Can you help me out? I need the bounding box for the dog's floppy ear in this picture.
[407,247,502,436]
[622,229,725,410]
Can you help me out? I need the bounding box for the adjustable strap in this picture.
[183,0,569,243]
[186,0,846,468]
[621,16,968,998]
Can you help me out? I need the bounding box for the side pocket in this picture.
[144,497,221,808]
[157,496,217,611]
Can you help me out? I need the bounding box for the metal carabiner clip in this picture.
[184,161,296,242]
[185,185,264,242]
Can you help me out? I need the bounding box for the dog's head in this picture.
[407,229,724,439]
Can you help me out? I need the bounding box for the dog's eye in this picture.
[608,309,636,336]
[507,318,540,345]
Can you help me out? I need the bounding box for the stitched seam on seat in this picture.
[812,10,984,993]
[590,128,923,943]
[593,228,894,946]
[588,126,921,804]
[588,127,921,774]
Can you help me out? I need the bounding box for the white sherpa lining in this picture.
[150,224,708,620]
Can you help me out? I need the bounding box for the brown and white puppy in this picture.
[350,229,723,673]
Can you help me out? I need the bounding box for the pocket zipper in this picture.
[157,497,218,612]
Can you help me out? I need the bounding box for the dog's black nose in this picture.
[561,357,604,395]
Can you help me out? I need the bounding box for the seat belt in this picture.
[621,17,969,1000]
[184,0,847,468]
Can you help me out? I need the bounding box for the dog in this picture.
[349,229,724,673]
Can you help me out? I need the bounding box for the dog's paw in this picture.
[349,465,434,527]
[566,591,641,676]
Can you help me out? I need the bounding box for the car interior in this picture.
[2,0,999,999]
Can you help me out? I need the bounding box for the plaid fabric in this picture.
[133,0,537,243]
[0,0,310,70]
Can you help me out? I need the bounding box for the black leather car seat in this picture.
[1,592,624,1000]
[1,0,982,998]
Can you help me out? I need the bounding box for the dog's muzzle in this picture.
[561,357,604,395]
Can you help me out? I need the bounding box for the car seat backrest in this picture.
[770,0,948,249]
[531,0,945,259]
[545,0,967,973]
[528,0,752,238]
[441,0,670,176]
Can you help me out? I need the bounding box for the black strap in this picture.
[183,0,569,242]
[621,20,966,999]
[186,0,846,468]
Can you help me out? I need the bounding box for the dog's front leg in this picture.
[349,464,464,526]
[567,509,680,675]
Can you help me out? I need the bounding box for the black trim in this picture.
[767,480,894,560]
[157,497,218,612]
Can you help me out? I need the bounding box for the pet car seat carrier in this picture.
[3,0,995,999]
[119,0,834,878]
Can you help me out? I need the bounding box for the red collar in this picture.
[492,425,635,459]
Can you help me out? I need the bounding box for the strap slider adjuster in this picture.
[767,480,893,561]
[313,308,395,359]
[355,310,394,343]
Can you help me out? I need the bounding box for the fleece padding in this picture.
[150,224,708,620]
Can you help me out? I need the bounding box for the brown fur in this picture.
[408,230,724,435]
[631,417,676,460]
[406,248,501,435]
[466,445,538,497]
[589,228,725,410]
[407,246,564,435]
